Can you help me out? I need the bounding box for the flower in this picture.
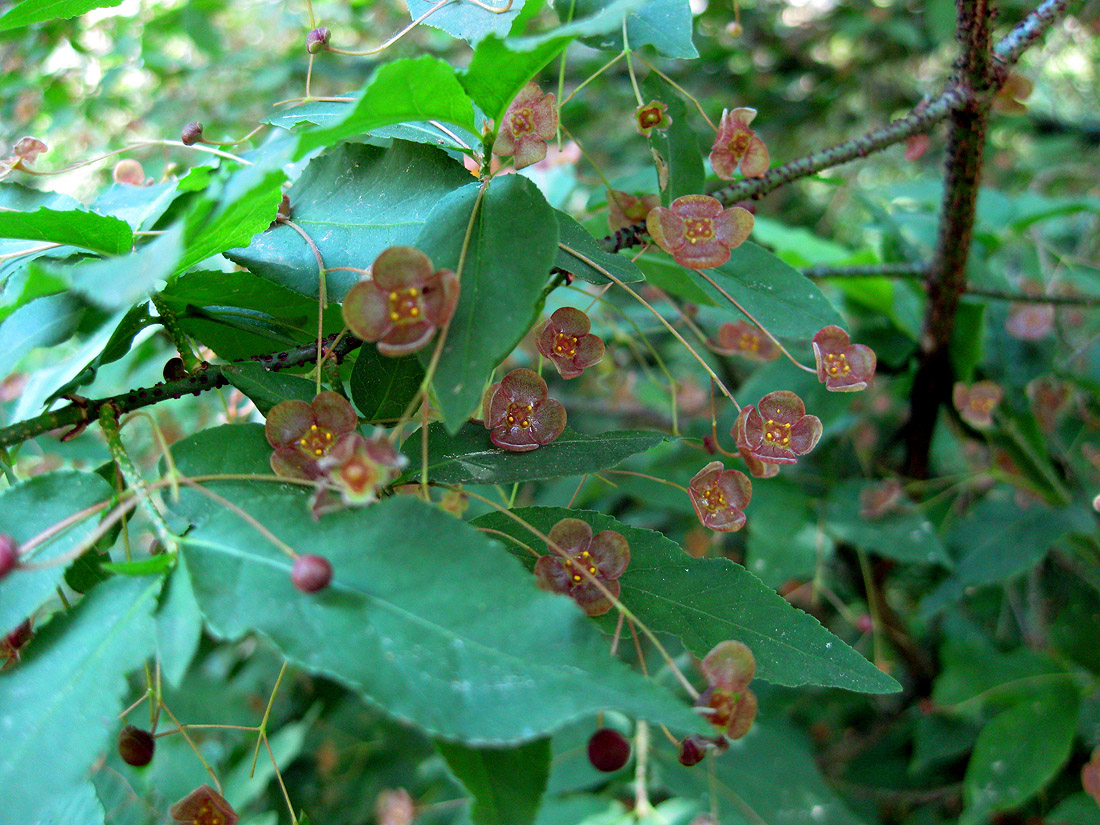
[993,72,1033,115]
[709,108,769,180]
[536,307,605,379]
[697,640,758,740]
[342,246,459,356]
[688,461,752,532]
[265,391,359,480]
[534,518,630,616]
[953,380,1002,428]
[646,195,753,269]
[812,325,876,392]
[0,136,47,178]
[493,83,558,170]
[1005,302,1053,340]
[607,189,661,233]
[634,100,671,137]
[482,368,566,452]
[169,785,239,825]
[905,134,931,162]
[738,447,780,479]
[859,478,905,519]
[710,320,779,362]
[318,432,406,505]
[734,391,822,465]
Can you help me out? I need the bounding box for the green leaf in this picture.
[350,347,425,423]
[91,179,180,231]
[0,207,132,255]
[472,507,900,693]
[156,553,204,687]
[644,84,703,204]
[221,361,319,416]
[415,175,559,432]
[406,0,524,45]
[436,737,551,825]
[0,293,84,379]
[63,224,184,309]
[578,0,695,56]
[295,56,479,158]
[0,575,161,823]
[0,0,123,30]
[960,683,1079,825]
[184,493,708,742]
[823,479,951,566]
[462,35,571,124]
[400,423,665,485]
[100,554,176,576]
[226,141,471,302]
[555,210,644,284]
[0,470,114,636]
[509,0,646,48]
[634,252,714,305]
[263,99,351,130]
[746,479,821,587]
[700,242,846,339]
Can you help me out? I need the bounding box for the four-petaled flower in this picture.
[536,307,605,379]
[493,83,558,170]
[0,136,47,178]
[812,325,876,392]
[953,380,1002,428]
[734,391,822,465]
[634,100,671,137]
[342,246,458,357]
[711,320,779,362]
[709,108,769,180]
[697,640,758,740]
[265,391,358,480]
[482,368,566,452]
[607,189,661,233]
[647,195,754,270]
[688,461,752,532]
[318,432,406,506]
[169,785,239,825]
[534,518,630,616]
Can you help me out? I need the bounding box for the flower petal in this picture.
[548,518,593,555]
[550,306,591,336]
[670,194,723,220]
[739,137,769,177]
[312,391,358,434]
[499,368,548,407]
[730,107,756,127]
[713,206,754,250]
[573,334,605,370]
[572,579,617,616]
[689,460,725,492]
[757,390,805,423]
[675,239,732,269]
[371,246,433,291]
[647,206,684,253]
[589,530,630,579]
[716,468,753,510]
[270,446,321,480]
[265,400,314,447]
[531,397,567,446]
[702,639,756,690]
[377,320,436,356]
[421,269,459,326]
[483,382,504,427]
[490,424,540,452]
[534,555,572,594]
[342,281,392,342]
[513,136,548,170]
[789,414,822,455]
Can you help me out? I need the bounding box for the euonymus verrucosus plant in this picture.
[1,0,1099,822]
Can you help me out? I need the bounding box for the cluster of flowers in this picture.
[679,640,759,765]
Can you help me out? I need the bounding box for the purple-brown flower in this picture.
[738,447,780,479]
[697,640,758,740]
[646,195,754,270]
[342,246,458,357]
[607,189,661,233]
[688,461,752,532]
[953,380,1002,428]
[169,784,239,825]
[812,325,876,392]
[536,307,605,379]
[711,320,779,362]
[318,431,406,505]
[634,100,671,137]
[534,517,630,616]
[265,391,358,480]
[493,83,558,170]
[734,391,822,465]
[482,368,566,452]
[709,108,769,180]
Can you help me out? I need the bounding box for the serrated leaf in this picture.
[746,479,821,587]
[295,56,479,157]
[0,470,114,636]
[226,141,471,302]
[350,347,425,423]
[414,175,559,432]
[0,207,133,255]
[222,361,318,415]
[406,0,524,45]
[510,0,645,48]
[555,210,644,284]
[0,292,84,378]
[461,35,570,123]
[63,224,184,309]
[0,576,161,823]
[401,423,665,485]
[184,493,708,742]
[0,0,122,30]
[472,507,901,693]
[437,737,551,825]
[574,0,697,57]
[823,479,951,566]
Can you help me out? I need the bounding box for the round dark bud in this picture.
[292,554,333,593]
[0,534,18,579]
[162,357,187,382]
[587,728,631,772]
[118,725,155,766]
[306,27,330,54]
[181,121,203,146]
[678,735,707,767]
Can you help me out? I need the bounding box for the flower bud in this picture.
[181,122,204,146]
[307,27,330,54]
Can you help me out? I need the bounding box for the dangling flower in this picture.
[647,195,754,270]
[709,108,769,180]
[169,785,239,825]
[953,381,1002,428]
[342,246,459,357]
[534,518,630,616]
[696,640,758,740]
[734,391,822,465]
[607,189,661,232]
[688,461,752,532]
[493,83,558,170]
[634,100,671,137]
[536,307,605,379]
[812,325,876,392]
[482,368,566,452]
[265,391,358,480]
[710,320,780,362]
[318,432,406,506]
